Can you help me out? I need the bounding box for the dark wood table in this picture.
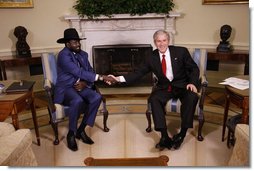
[0,81,40,145]
[221,75,249,142]
[207,50,249,75]
[84,155,169,166]
[0,53,42,80]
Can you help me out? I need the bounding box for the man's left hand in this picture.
[74,81,87,91]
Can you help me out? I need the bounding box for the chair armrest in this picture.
[43,79,52,91]
[43,79,56,113]
[200,75,208,87]
[0,129,37,166]
[198,75,208,108]
[193,75,208,108]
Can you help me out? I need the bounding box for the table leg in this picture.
[30,99,40,146]
[241,108,249,124]
[2,63,7,80]
[11,113,19,130]
[0,61,3,80]
[241,98,249,124]
[222,94,230,142]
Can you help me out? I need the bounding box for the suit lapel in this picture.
[153,50,165,78]
[169,46,177,76]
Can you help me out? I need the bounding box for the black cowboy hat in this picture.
[57,28,86,44]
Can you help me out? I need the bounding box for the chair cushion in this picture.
[54,104,67,121]
[165,98,200,115]
[0,122,15,137]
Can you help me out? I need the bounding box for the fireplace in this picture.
[93,44,153,87]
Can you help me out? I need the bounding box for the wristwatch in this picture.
[98,75,104,81]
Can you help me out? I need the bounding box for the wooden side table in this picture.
[84,155,169,166]
[0,81,40,146]
[222,75,249,142]
[207,50,249,75]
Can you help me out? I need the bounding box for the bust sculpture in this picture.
[217,24,233,52]
[14,26,31,57]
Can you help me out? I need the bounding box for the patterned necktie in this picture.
[74,54,81,82]
[74,54,81,68]
[162,54,166,76]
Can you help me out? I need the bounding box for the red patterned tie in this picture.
[162,54,171,92]
[162,54,166,76]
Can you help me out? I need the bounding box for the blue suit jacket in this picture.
[54,47,96,104]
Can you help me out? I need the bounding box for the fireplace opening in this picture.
[93,44,153,87]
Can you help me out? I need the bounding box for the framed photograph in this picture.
[203,0,248,5]
[0,0,33,8]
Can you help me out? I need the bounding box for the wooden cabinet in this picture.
[0,53,42,80]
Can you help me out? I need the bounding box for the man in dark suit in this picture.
[55,28,114,151]
[108,30,200,150]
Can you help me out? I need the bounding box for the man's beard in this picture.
[70,48,81,53]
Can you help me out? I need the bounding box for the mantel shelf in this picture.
[64,12,181,21]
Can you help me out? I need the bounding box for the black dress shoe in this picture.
[67,132,78,151]
[76,131,94,145]
[155,137,172,151]
[172,133,185,150]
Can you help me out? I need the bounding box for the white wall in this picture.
[174,0,249,49]
[0,0,250,89]
[0,0,249,56]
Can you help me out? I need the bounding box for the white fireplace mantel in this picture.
[64,12,181,64]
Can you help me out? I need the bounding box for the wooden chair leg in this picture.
[102,97,109,132]
[145,109,152,132]
[197,109,204,141]
[52,122,59,145]
[47,107,60,145]
[222,94,230,142]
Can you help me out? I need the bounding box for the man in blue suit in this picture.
[55,28,114,151]
[108,30,200,150]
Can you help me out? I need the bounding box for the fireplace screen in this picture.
[93,44,153,87]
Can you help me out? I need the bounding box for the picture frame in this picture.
[0,0,33,8]
[203,0,248,5]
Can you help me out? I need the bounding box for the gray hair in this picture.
[153,30,170,41]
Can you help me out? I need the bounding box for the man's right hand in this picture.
[102,75,119,85]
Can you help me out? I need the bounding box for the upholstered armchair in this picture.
[41,53,109,145]
[145,48,208,141]
[228,124,249,166]
[0,122,37,166]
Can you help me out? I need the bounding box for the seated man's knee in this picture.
[71,97,84,107]
[92,93,102,103]
[148,94,161,104]
[187,90,199,103]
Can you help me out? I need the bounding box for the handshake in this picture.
[100,75,120,85]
